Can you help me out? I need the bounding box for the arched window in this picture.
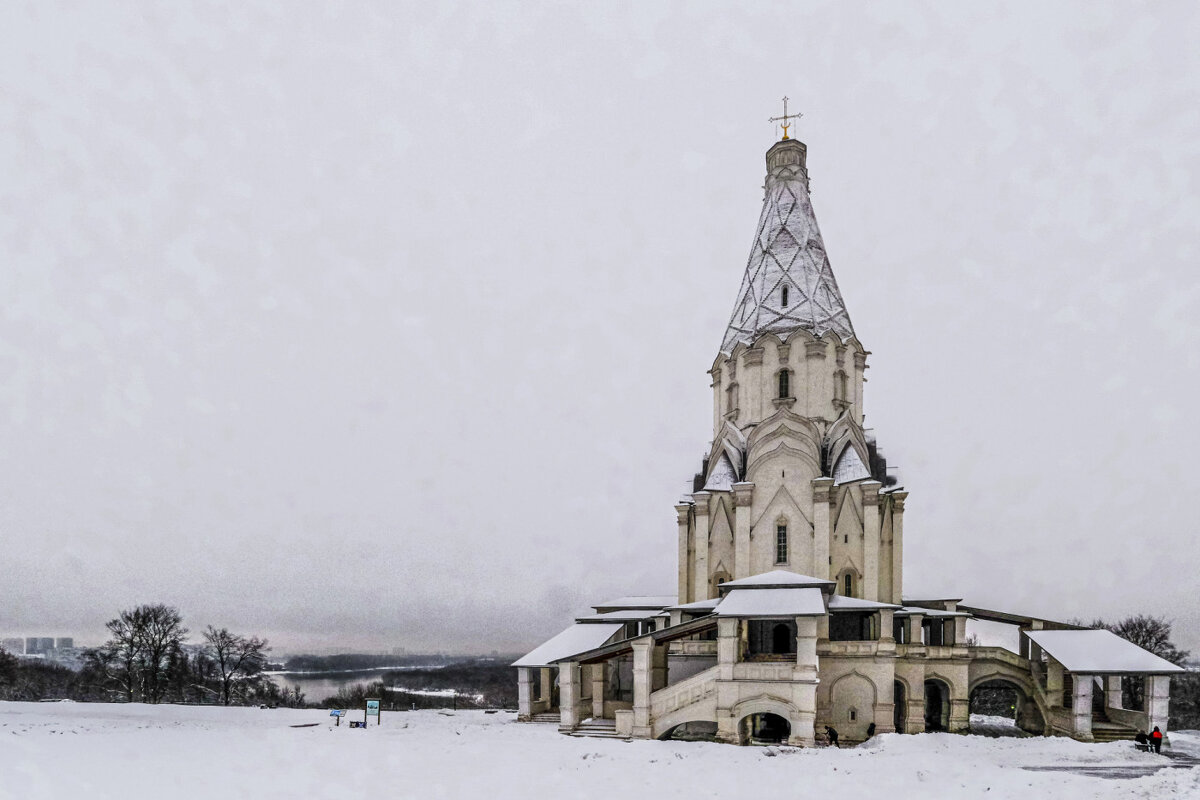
[775,523,788,564]
[772,623,792,654]
[781,285,789,307]
[778,370,790,399]
[834,370,848,402]
[843,573,854,597]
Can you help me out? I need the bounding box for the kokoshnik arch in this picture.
[513,123,1182,746]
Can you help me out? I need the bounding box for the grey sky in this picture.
[2,2,1198,656]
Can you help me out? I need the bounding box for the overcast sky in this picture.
[2,2,1198,656]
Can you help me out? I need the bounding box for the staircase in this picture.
[529,713,560,724]
[1091,713,1138,743]
[569,718,624,739]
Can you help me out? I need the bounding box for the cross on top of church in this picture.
[769,96,802,140]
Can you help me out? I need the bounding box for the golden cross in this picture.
[769,96,802,140]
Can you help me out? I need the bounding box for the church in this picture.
[513,119,1182,746]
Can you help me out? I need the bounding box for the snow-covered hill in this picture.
[1,702,1196,799]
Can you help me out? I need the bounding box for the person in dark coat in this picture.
[1151,726,1163,754]
[1135,731,1149,750]
[824,726,840,748]
[867,722,876,739]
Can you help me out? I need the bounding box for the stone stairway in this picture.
[1091,713,1138,743]
[529,713,560,724]
[569,718,624,739]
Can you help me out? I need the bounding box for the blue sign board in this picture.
[366,700,380,716]
[330,709,345,717]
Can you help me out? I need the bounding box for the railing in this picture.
[969,646,1029,669]
[732,662,805,681]
[670,640,718,656]
[818,641,878,657]
[650,666,718,718]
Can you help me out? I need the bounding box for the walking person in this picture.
[1151,726,1163,754]
[824,726,840,748]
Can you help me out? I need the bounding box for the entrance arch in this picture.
[969,677,1044,736]
[924,679,950,732]
[893,680,906,732]
[740,713,790,745]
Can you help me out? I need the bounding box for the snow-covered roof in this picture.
[576,610,659,623]
[715,587,826,617]
[704,454,737,492]
[511,623,624,668]
[720,138,854,353]
[592,595,676,611]
[895,606,970,618]
[828,595,901,611]
[1025,630,1186,675]
[668,598,721,612]
[720,570,834,590]
[832,446,871,485]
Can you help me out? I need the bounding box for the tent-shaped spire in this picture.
[720,138,854,353]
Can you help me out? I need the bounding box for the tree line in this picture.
[0,603,301,707]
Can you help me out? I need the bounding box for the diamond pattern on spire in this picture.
[720,160,854,353]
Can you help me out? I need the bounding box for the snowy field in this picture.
[2,702,1197,799]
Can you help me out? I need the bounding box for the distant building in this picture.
[55,637,73,650]
[1,638,23,655]
[38,637,55,653]
[26,637,40,654]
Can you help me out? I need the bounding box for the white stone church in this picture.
[514,128,1182,746]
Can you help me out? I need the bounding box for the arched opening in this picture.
[660,721,718,742]
[771,623,792,654]
[740,712,790,745]
[924,679,950,732]
[775,522,788,564]
[969,679,1043,737]
[781,285,789,308]
[777,370,791,399]
[893,680,906,732]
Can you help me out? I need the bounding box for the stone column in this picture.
[558,662,582,733]
[953,617,967,646]
[540,668,553,708]
[907,613,925,649]
[1071,674,1095,741]
[631,640,653,739]
[1146,675,1171,733]
[906,678,926,734]
[651,643,668,693]
[710,366,722,434]
[861,481,881,601]
[717,617,739,679]
[675,503,692,603]
[795,616,819,679]
[732,482,754,579]
[1104,675,1122,710]
[692,492,712,600]
[591,662,606,719]
[517,667,532,721]
[890,492,906,604]
[812,478,833,580]
[1045,658,1064,708]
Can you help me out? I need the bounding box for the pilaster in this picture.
[1045,658,1064,708]
[732,482,754,578]
[692,492,711,600]
[890,492,906,604]
[794,616,818,681]
[812,477,833,581]
[717,617,739,680]
[804,340,827,417]
[675,503,692,603]
[861,481,881,601]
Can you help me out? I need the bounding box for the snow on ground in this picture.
[1,702,1197,800]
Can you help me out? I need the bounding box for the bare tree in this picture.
[203,626,269,706]
[139,605,188,704]
[101,608,145,701]
[1090,614,1190,710]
